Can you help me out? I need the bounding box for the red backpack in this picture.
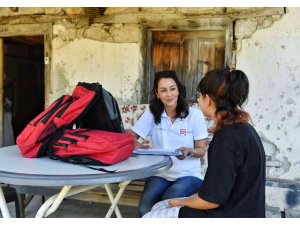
[16,82,132,166]
[49,129,134,167]
[16,85,97,158]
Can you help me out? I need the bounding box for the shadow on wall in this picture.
[286,190,300,207]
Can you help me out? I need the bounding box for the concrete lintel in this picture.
[0,23,51,37]
[95,13,233,29]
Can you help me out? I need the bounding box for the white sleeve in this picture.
[132,109,154,139]
[191,108,209,141]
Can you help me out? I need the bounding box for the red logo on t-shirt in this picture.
[180,129,186,136]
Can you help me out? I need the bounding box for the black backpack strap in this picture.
[33,95,66,126]
[38,126,66,157]
[54,142,68,149]
[60,136,78,144]
[41,96,73,124]
[56,101,73,118]
[84,165,116,173]
[68,130,90,139]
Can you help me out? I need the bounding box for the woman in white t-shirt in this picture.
[130,70,208,217]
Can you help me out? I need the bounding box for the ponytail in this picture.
[198,68,250,132]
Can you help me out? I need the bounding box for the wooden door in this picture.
[148,31,225,102]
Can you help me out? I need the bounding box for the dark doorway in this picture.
[3,36,44,146]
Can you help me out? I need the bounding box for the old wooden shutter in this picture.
[148,31,225,102]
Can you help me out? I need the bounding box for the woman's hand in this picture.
[169,194,220,210]
[134,141,149,150]
[168,198,185,208]
[127,130,149,150]
[176,147,193,160]
[176,140,207,160]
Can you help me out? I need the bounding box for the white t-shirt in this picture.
[132,107,208,181]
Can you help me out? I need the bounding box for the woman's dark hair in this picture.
[197,67,250,132]
[150,70,189,124]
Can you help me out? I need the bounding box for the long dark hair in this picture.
[150,70,189,124]
[197,67,250,132]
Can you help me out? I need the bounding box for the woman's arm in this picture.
[177,139,207,159]
[127,130,148,149]
[168,193,220,210]
[127,129,140,139]
[192,139,207,157]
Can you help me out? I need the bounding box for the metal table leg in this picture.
[104,184,122,218]
[105,180,131,218]
[35,185,100,218]
[33,181,131,218]
[0,186,11,218]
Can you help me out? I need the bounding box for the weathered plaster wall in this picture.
[1,6,299,215]
[49,22,143,105]
[235,7,300,210]
[236,7,300,180]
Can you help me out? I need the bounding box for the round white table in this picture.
[0,145,172,218]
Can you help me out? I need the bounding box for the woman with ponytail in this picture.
[143,68,266,218]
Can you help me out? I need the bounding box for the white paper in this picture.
[133,148,183,156]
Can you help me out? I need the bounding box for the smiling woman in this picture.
[150,70,188,125]
[129,70,208,217]
[155,78,179,119]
